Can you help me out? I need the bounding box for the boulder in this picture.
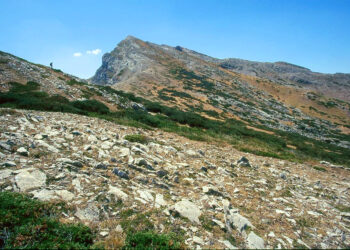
[137,190,154,202]
[95,163,108,169]
[119,148,130,157]
[226,212,253,232]
[174,199,201,223]
[0,169,13,180]
[75,203,100,222]
[17,147,29,156]
[237,156,251,167]
[2,161,16,167]
[14,169,46,192]
[113,168,129,180]
[32,189,75,202]
[108,185,128,201]
[101,141,114,150]
[247,232,265,249]
[157,170,168,178]
[155,194,167,208]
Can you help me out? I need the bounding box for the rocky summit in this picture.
[0,36,350,249]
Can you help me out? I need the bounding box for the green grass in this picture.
[0,191,94,249]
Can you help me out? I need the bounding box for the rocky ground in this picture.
[0,108,349,249]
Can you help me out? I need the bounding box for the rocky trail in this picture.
[0,109,349,248]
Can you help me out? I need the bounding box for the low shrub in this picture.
[124,134,149,144]
[0,192,94,249]
[72,100,109,114]
[123,231,182,250]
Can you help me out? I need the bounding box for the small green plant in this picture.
[123,231,182,249]
[296,217,315,228]
[199,215,214,231]
[335,204,350,212]
[313,166,327,172]
[120,211,154,234]
[281,189,293,197]
[124,134,149,144]
[53,68,63,73]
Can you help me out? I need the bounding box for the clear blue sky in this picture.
[1,0,349,78]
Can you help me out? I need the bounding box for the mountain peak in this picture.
[124,35,139,41]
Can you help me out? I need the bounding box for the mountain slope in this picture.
[91,36,350,149]
[1,41,350,249]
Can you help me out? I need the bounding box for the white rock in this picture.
[186,149,199,157]
[34,134,43,140]
[137,190,154,203]
[2,161,16,167]
[14,169,46,192]
[36,140,59,153]
[229,213,253,232]
[115,224,123,233]
[65,134,74,140]
[213,219,226,229]
[0,169,13,180]
[276,209,291,217]
[220,240,237,249]
[75,203,99,222]
[31,189,75,201]
[268,231,276,237]
[119,147,130,157]
[193,236,204,245]
[307,211,321,217]
[297,239,310,249]
[87,135,97,142]
[155,194,167,208]
[101,141,114,150]
[174,199,201,223]
[247,232,265,249]
[55,190,75,201]
[72,178,82,192]
[108,185,128,201]
[100,231,109,237]
[17,147,29,156]
[32,189,57,201]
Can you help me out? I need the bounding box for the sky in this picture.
[1,0,349,78]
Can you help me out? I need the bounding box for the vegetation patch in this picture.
[67,79,87,86]
[313,166,327,172]
[123,231,182,249]
[0,191,94,249]
[2,82,350,167]
[124,134,150,144]
[335,204,350,213]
